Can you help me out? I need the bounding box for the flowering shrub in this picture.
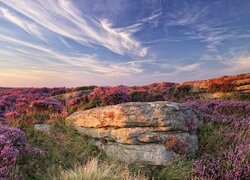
[193,145,250,180]
[0,100,9,111]
[186,100,250,179]
[1,82,177,118]
[185,100,250,125]
[0,126,43,178]
[5,111,21,120]
[0,88,69,125]
[130,82,176,102]
[130,88,152,102]
[88,85,131,106]
[67,97,81,106]
[47,112,68,124]
[30,98,64,113]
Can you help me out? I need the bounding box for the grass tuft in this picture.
[56,158,147,180]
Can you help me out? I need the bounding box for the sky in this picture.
[0,0,250,87]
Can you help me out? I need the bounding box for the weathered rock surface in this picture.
[75,126,198,146]
[67,102,201,128]
[66,101,203,166]
[96,142,179,166]
[181,73,250,94]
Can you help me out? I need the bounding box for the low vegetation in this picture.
[57,158,147,180]
[0,83,250,179]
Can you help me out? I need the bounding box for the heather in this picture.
[186,100,250,179]
[0,84,249,179]
[0,125,43,179]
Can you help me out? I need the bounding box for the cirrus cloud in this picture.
[0,0,147,57]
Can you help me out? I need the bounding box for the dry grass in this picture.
[56,158,147,180]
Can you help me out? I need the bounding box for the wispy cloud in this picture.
[219,54,250,74]
[0,34,144,76]
[118,9,162,35]
[0,7,45,40]
[0,0,147,57]
[163,1,250,52]
[183,23,238,51]
[165,5,209,26]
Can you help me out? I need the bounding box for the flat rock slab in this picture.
[66,101,201,128]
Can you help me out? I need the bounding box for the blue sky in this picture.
[0,0,250,87]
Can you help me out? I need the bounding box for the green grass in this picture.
[223,92,250,101]
[13,121,154,179]
[14,122,104,179]
[198,123,227,156]
[157,160,193,180]
[12,121,198,180]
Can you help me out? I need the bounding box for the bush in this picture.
[185,100,250,124]
[193,145,250,179]
[188,99,250,179]
[130,89,152,102]
[88,86,131,106]
[30,98,64,113]
[0,126,42,179]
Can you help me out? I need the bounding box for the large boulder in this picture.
[66,101,203,166]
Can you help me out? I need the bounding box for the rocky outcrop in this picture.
[181,73,250,94]
[66,102,203,166]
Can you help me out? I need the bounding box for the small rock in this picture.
[34,124,50,132]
